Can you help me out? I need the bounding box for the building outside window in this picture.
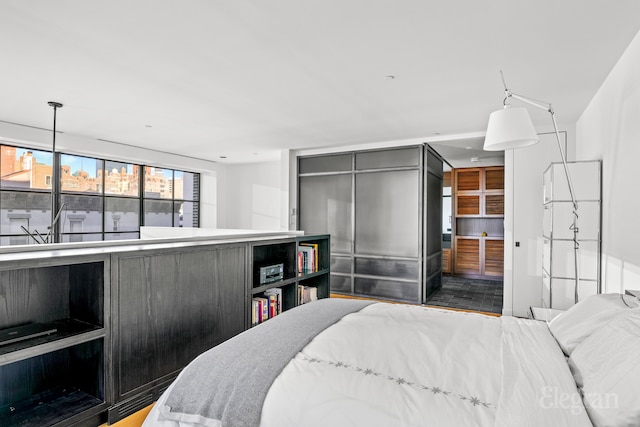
[0,144,200,246]
[143,167,199,228]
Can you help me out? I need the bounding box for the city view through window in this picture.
[0,145,199,245]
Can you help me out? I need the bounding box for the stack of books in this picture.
[297,242,319,274]
[297,285,318,305]
[251,287,283,326]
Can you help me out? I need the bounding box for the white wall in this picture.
[504,132,569,317]
[576,29,640,294]
[218,158,287,230]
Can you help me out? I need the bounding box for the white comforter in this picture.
[145,303,593,427]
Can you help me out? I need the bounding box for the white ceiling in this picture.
[1,1,639,165]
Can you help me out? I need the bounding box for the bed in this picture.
[142,293,640,427]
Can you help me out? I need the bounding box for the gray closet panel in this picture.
[354,258,419,280]
[299,154,352,174]
[330,274,351,293]
[355,147,421,170]
[331,256,351,274]
[299,174,352,254]
[354,277,419,302]
[355,170,419,257]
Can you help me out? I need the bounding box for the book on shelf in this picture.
[251,297,270,326]
[264,287,283,315]
[297,245,316,274]
[252,288,284,326]
[251,298,260,325]
[299,242,319,272]
[297,284,318,305]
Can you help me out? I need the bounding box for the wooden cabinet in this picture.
[109,243,247,422]
[484,238,504,276]
[0,255,109,427]
[442,248,451,274]
[0,233,330,425]
[454,237,480,275]
[454,237,504,277]
[455,167,504,217]
[453,166,504,279]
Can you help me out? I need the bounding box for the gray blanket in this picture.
[159,298,374,427]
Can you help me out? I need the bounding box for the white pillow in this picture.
[567,309,640,427]
[548,293,639,356]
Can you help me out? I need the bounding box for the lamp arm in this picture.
[508,91,553,114]
[506,91,578,209]
[499,72,581,303]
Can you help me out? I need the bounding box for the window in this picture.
[1,146,53,190]
[143,167,199,228]
[0,144,200,246]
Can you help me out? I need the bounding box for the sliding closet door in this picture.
[298,154,353,293]
[354,149,422,302]
[355,170,419,256]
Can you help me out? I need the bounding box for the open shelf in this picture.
[0,319,104,365]
[0,386,103,427]
[297,268,330,280]
[252,242,296,287]
[251,277,298,295]
[249,235,330,327]
[0,258,106,425]
[0,338,105,427]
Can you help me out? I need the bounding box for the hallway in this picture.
[425,276,503,314]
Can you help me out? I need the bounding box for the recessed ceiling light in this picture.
[470,157,480,162]
[145,124,152,128]
[219,156,227,159]
[465,146,473,150]
[385,75,396,80]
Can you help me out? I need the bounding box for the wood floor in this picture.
[99,404,153,427]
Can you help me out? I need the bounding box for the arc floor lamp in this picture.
[483,72,580,304]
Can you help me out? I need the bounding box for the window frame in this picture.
[0,143,201,245]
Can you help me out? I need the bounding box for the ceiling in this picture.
[1,1,640,165]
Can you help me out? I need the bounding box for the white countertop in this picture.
[0,228,305,262]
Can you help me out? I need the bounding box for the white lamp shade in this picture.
[484,106,539,151]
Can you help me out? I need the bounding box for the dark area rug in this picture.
[425,275,503,314]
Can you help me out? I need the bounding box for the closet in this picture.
[297,145,443,304]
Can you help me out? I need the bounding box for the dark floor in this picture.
[425,275,503,314]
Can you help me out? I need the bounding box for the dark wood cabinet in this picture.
[0,233,330,425]
[249,235,330,326]
[108,244,246,421]
[0,255,109,427]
